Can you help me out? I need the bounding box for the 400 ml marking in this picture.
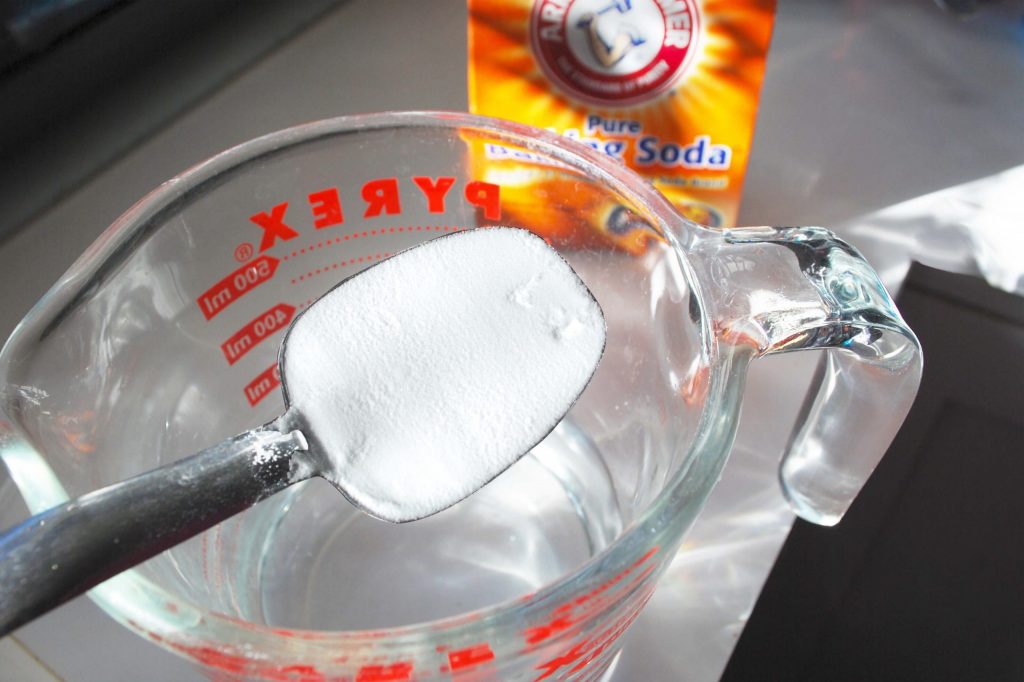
[221,303,296,365]
[197,255,279,320]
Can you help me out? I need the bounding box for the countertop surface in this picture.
[1,0,1021,679]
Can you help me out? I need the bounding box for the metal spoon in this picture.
[0,227,606,637]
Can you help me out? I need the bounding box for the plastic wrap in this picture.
[840,164,1024,297]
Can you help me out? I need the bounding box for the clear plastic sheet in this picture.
[840,164,1024,297]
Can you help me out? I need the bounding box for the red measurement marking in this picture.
[244,364,280,407]
[269,665,326,681]
[274,224,470,272]
[140,627,331,680]
[448,643,495,671]
[355,662,413,681]
[197,255,279,320]
[529,551,660,681]
[221,303,296,365]
[525,547,659,645]
[291,253,390,283]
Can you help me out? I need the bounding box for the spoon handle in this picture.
[0,428,307,637]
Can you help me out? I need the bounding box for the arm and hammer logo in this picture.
[530,0,700,106]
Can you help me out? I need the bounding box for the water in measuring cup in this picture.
[220,419,622,631]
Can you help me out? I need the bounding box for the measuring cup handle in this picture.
[690,225,923,525]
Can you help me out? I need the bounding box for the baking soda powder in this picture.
[281,228,605,522]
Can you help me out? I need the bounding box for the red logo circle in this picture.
[234,242,254,262]
[530,0,700,107]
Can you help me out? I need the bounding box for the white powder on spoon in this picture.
[280,227,606,523]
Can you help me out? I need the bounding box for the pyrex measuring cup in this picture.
[0,112,921,681]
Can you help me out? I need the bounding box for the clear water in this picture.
[232,420,624,631]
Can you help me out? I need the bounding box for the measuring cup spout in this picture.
[687,225,922,525]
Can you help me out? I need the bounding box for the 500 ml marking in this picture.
[197,255,279,320]
[221,303,296,365]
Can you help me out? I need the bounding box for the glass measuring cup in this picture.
[0,112,921,680]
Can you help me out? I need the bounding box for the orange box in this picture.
[468,0,776,230]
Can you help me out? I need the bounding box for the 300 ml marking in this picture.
[244,364,280,407]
